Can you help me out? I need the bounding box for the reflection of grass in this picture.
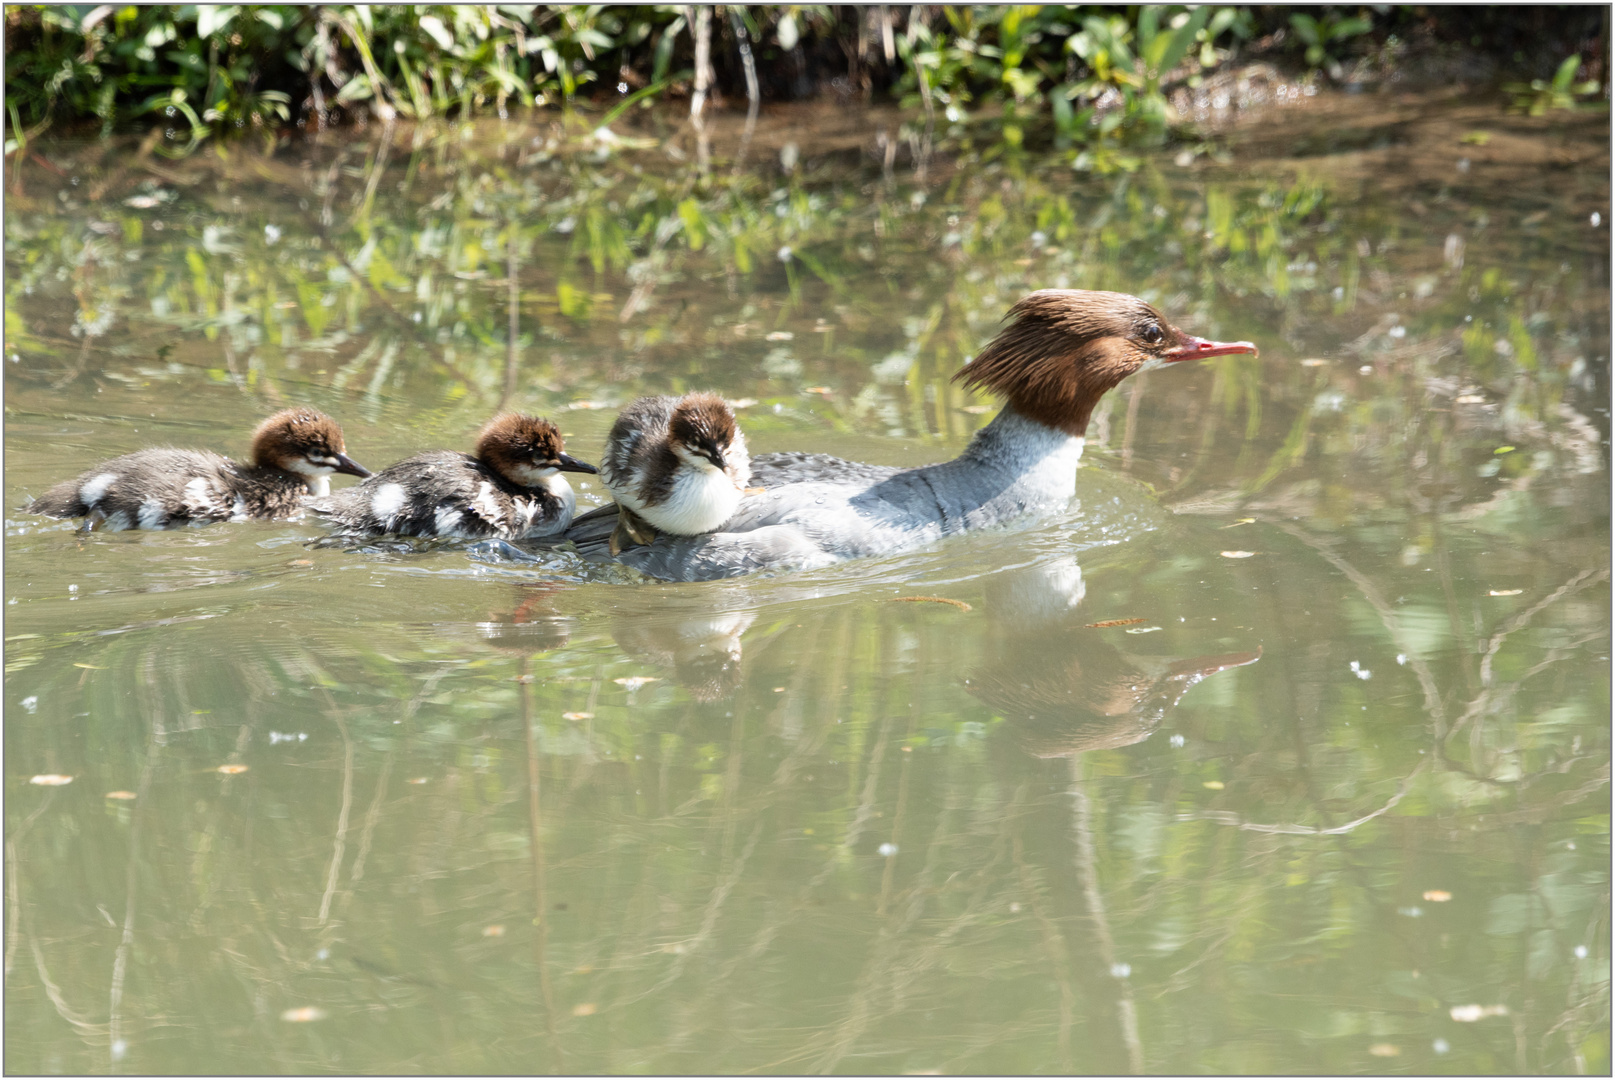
[3,536,1607,1071]
[4,110,1599,517]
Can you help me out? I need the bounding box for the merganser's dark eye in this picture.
[1141,325,1164,346]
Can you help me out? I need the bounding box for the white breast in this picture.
[522,472,576,537]
[636,466,742,535]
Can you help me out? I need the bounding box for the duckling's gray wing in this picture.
[601,395,679,489]
[560,501,623,554]
[747,452,902,488]
[27,448,247,529]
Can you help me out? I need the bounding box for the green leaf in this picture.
[1050,84,1074,135]
[195,5,237,38]
[1137,5,1159,50]
[598,70,687,127]
[1206,7,1238,41]
[1156,5,1213,76]
[1288,13,1320,47]
[676,199,705,250]
[1553,54,1582,93]
[334,73,373,104]
[1328,16,1371,42]
[651,17,683,84]
[418,14,454,51]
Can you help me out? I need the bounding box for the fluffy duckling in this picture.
[598,392,751,554]
[25,407,369,531]
[310,413,596,540]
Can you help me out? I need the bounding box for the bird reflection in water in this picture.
[476,583,576,654]
[969,557,1260,758]
[611,604,755,703]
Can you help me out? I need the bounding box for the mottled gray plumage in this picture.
[24,407,367,531]
[309,414,594,540]
[27,449,311,530]
[601,395,684,508]
[311,451,574,539]
[746,451,902,488]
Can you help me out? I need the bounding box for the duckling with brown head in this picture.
[311,413,596,540]
[25,407,369,531]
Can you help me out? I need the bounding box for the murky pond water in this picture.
[5,88,1609,1074]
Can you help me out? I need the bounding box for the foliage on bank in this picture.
[5,4,1607,158]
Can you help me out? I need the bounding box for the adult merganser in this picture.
[310,413,596,540]
[24,407,369,531]
[596,392,751,554]
[558,290,1257,581]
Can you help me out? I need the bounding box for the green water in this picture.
[5,90,1609,1074]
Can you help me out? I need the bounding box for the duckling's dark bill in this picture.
[335,453,372,478]
[557,453,599,474]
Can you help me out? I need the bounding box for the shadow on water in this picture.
[3,87,1609,1074]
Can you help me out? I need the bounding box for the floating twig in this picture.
[886,596,972,611]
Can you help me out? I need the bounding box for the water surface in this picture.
[5,88,1609,1074]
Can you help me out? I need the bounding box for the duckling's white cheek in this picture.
[505,464,558,487]
[673,445,720,473]
[79,473,119,507]
[285,457,339,479]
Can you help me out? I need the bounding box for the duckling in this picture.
[25,407,369,531]
[598,392,751,554]
[310,413,597,540]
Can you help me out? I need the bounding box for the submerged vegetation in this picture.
[4,4,1608,163]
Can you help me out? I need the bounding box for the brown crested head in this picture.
[669,392,742,470]
[250,408,370,478]
[952,289,1258,436]
[475,413,598,485]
